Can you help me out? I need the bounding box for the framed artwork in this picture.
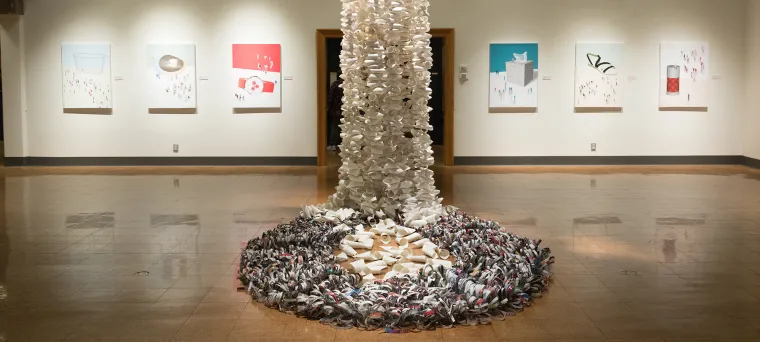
[232,44,281,109]
[574,43,624,108]
[489,43,539,109]
[659,42,709,108]
[147,44,197,109]
[61,43,112,109]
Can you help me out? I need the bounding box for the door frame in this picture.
[316,28,455,166]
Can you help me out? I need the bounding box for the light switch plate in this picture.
[199,76,209,81]
[542,75,552,80]
[114,76,124,81]
[627,75,637,81]
[284,76,294,80]
[711,75,721,79]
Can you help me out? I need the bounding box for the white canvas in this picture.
[147,44,197,108]
[659,42,709,108]
[575,43,624,108]
[61,43,112,109]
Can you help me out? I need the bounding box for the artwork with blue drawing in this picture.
[489,43,539,108]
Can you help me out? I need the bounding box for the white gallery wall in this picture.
[2,0,756,159]
[433,0,746,157]
[18,0,340,158]
[745,0,760,161]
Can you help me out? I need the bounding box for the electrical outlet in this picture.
[591,143,597,152]
[173,144,179,153]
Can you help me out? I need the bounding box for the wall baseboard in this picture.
[4,155,758,169]
[745,156,760,170]
[4,157,317,167]
[454,155,746,166]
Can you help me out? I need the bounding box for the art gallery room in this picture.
[2,0,760,340]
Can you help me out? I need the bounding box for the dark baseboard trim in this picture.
[454,155,746,166]
[745,156,760,170]
[4,157,317,167]
[5,155,758,169]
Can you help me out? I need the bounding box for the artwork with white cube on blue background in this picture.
[489,43,539,109]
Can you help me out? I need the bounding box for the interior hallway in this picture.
[0,165,759,341]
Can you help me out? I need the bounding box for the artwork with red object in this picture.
[232,44,282,109]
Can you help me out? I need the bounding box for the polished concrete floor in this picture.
[1,165,760,341]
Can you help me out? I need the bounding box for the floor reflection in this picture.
[0,165,759,340]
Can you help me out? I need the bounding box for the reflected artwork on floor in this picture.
[575,43,624,108]
[232,44,282,109]
[489,43,539,108]
[659,41,709,108]
[147,44,197,109]
[61,43,112,109]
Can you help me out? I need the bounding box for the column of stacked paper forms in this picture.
[329,0,443,223]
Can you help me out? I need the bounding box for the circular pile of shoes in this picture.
[239,206,554,331]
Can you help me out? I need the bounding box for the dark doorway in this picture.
[324,37,343,166]
[322,37,446,166]
[429,37,444,164]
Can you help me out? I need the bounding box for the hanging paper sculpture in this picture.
[239,0,553,332]
[326,0,442,221]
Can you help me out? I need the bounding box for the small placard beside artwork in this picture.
[232,44,282,109]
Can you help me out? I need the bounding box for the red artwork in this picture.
[232,44,281,73]
[232,44,282,107]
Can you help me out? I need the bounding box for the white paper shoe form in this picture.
[341,244,357,257]
[343,240,372,250]
[349,259,365,273]
[366,260,388,267]
[395,226,415,236]
[382,255,398,265]
[401,232,422,243]
[401,255,426,263]
[422,243,438,259]
[360,274,376,285]
[336,252,349,262]
[353,251,373,261]
[412,238,431,248]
